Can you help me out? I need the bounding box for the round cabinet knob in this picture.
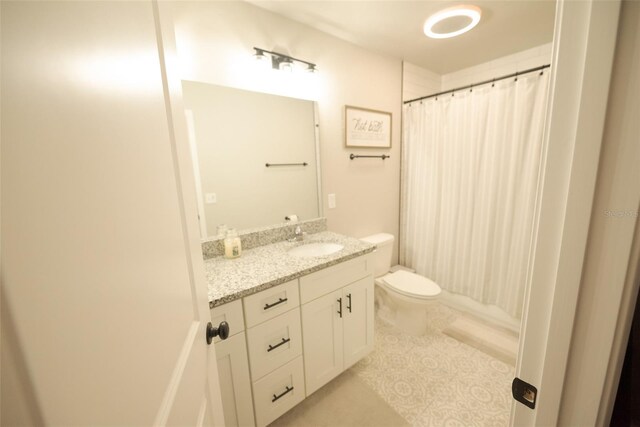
[206,321,230,345]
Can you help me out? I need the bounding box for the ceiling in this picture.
[248,1,556,74]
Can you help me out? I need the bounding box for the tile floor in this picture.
[350,302,515,427]
[270,370,409,427]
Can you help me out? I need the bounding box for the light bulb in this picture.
[253,49,270,68]
[279,59,293,72]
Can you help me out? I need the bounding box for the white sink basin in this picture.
[288,242,344,258]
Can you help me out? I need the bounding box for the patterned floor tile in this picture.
[350,302,515,427]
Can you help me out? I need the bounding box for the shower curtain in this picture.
[400,71,550,318]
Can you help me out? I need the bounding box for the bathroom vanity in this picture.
[205,231,375,427]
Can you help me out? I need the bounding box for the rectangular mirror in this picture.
[182,81,322,239]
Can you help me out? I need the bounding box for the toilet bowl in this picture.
[361,233,442,336]
[376,270,441,335]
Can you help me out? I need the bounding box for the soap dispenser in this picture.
[224,228,242,259]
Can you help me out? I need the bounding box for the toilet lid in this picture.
[383,270,441,299]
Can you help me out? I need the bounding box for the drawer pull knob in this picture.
[272,386,294,403]
[267,337,291,352]
[337,297,342,318]
[264,297,288,310]
[347,293,352,313]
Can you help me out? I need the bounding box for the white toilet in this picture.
[361,233,441,335]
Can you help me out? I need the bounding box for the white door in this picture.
[301,289,344,395]
[1,1,224,425]
[343,277,375,368]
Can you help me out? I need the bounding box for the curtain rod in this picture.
[404,64,551,105]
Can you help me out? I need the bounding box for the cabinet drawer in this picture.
[246,308,302,380]
[299,254,372,304]
[243,279,300,328]
[252,356,305,427]
[210,299,244,342]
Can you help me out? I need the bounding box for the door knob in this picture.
[206,321,229,345]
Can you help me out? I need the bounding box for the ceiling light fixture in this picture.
[253,47,318,73]
[423,5,482,39]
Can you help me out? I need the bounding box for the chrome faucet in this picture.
[289,225,305,242]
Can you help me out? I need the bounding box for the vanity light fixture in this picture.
[253,47,318,73]
[253,48,270,63]
[423,5,482,39]
[279,57,294,72]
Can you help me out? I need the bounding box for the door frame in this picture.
[557,0,640,423]
[512,0,625,425]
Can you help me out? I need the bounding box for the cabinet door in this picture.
[343,276,375,368]
[215,332,256,427]
[301,289,344,395]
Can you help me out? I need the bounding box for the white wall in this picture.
[171,1,403,260]
[402,43,553,102]
[442,43,553,91]
[1,304,43,425]
[402,62,441,103]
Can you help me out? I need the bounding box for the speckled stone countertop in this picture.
[205,231,375,308]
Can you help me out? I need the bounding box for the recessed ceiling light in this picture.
[423,5,482,39]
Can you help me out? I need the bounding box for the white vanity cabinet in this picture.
[210,252,374,426]
[210,300,255,427]
[300,255,374,395]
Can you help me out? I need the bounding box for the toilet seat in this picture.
[382,270,441,299]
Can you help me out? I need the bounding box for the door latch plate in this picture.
[512,377,537,409]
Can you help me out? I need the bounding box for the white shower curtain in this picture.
[400,71,549,318]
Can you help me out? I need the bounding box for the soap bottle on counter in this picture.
[224,228,242,259]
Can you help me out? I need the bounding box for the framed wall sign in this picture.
[345,106,392,148]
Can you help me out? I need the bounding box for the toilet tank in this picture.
[360,233,395,277]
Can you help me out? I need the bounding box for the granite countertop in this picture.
[205,231,376,308]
